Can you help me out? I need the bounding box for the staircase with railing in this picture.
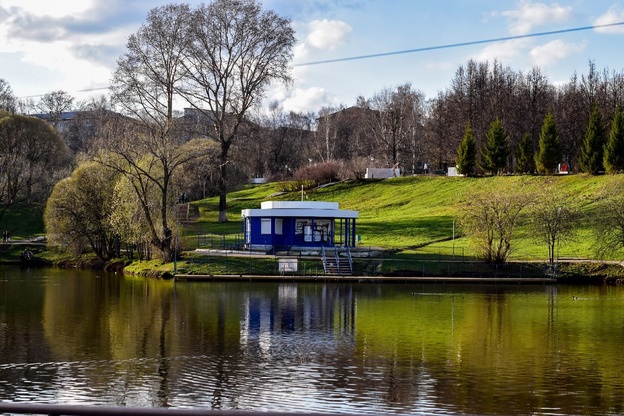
[322,247,353,276]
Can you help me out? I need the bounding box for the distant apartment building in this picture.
[30,111,102,154]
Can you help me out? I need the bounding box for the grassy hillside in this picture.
[0,204,45,240]
[189,174,622,262]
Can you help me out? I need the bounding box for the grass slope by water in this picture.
[190,174,622,262]
[0,205,45,240]
[2,175,621,279]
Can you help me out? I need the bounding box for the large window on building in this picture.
[261,219,271,235]
[314,219,330,242]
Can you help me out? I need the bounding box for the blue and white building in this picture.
[241,201,359,250]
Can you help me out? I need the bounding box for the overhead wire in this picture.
[294,21,624,67]
[17,21,624,98]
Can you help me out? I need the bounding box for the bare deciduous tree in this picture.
[180,0,295,222]
[369,83,425,172]
[460,184,533,263]
[105,4,193,262]
[36,90,75,128]
[315,105,342,162]
[530,189,581,263]
[240,102,314,179]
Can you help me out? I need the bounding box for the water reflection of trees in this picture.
[3,273,624,414]
[349,285,624,415]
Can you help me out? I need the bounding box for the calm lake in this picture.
[1,266,624,415]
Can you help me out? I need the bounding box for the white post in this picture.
[301,184,304,201]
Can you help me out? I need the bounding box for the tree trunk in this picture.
[160,234,173,263]
[218,193,228,222]
[162,245,172,264]
[218,145,229,223]
[160,172,174,261]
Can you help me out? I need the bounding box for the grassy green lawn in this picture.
[0,204,45,240]
[191,174,623,262]
[3,174,622,274]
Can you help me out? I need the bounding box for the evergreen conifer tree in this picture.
[456,123,476,176]
[604,104,624,174]
[515,133,535,174]
[535,110,562,175]
[480,118,510,175]
[578,102,607,174]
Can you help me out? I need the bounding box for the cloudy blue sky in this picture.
[1,0,623,112]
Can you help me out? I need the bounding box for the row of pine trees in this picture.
[456,104,624,176]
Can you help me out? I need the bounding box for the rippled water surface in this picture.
[2,266,624,415]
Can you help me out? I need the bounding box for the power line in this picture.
[18,87,109,100]
[16,21,624,99]
[294,21,624,67]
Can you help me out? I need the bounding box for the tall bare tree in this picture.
[425,92,460,169]
[105,4,193,262]
[313,105,376,163]
[180,0,295,222]
[369,83,425,171]
[315,105,341,162]
[240,102,314,179]
[518,67,554,155]
[36,90,75,128]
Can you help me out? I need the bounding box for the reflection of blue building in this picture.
[239,283,356,353]
[241,201,359,250]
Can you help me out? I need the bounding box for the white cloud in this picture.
[529,39,585,67]
[472,39,530,62]
[594,7,624,34]
[293,43,309,61]
[1,0,95,18]
[0,0,137,96]
[281,87,337,113]
[501,1,572,35]
[306,19,353,50]
[294,19,353,61]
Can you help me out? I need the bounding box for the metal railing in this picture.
[0,403,365,416]
[196,233,244,250]
[346,246,353,273]
[334,247,341,274]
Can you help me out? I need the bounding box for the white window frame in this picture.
[245,218,251,243]
[261,219,271,235]
[275,218,283,235]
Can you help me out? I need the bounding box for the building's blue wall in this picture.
[247,216,349,248]
[247,217,295,247]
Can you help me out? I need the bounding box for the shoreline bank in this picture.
[173,273,557,284]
